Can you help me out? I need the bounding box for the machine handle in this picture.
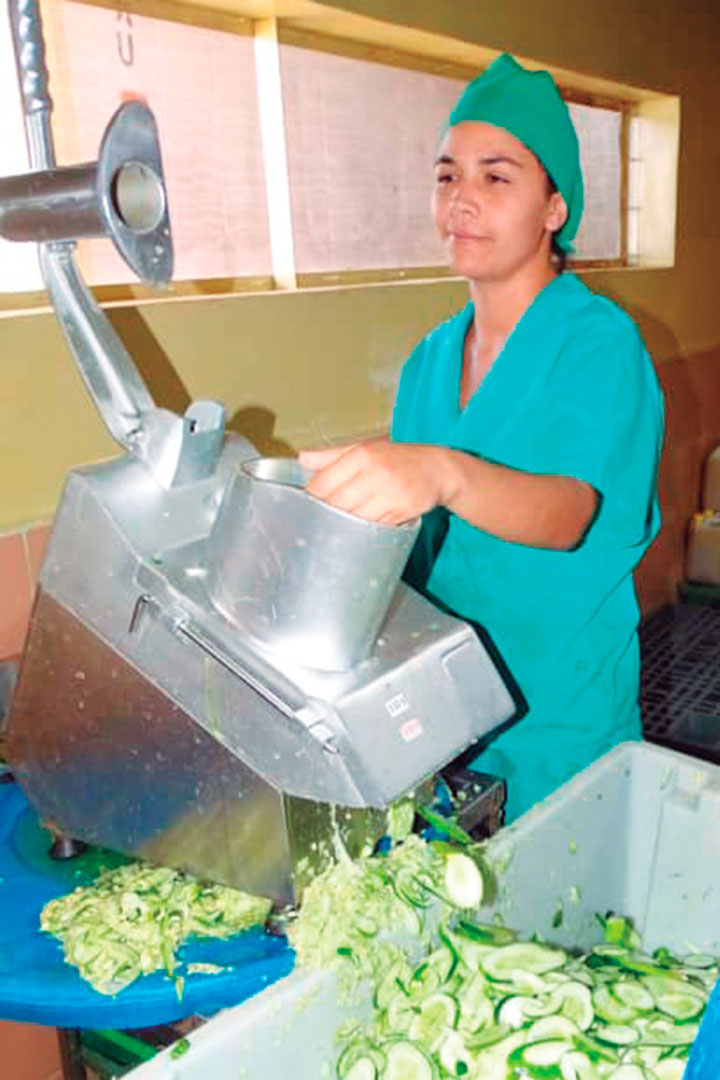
[10,0,51,115]
[8,0,56,169]
[173,616,340,754]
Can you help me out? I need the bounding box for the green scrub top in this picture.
[392,273,664,822]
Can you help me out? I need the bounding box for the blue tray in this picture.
[0,780,294,1028]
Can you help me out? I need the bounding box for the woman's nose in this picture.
[449,180,480,216]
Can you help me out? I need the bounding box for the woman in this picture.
[300,54,664,823]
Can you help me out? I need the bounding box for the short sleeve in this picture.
[529,309,664,546]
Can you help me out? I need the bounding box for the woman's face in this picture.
[432,121,567,284]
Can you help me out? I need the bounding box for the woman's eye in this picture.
[436,172,455,185]
[487,173,509,185]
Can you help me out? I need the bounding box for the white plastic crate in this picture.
[128,741,720,1079]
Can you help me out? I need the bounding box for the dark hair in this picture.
[544,169,568,273]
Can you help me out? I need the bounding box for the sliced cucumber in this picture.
[550,981,594,1030]
[509,1038,575,1071]
[527,1016,581,1043]
[338,1041,385,1079]
[639,1018,699,1046]
[655,989,705,1021]
[611,981,654,1013]
[592,985,640,1025]
[483,942,567,981]
[653,1060,688,1080]
[408,993,457,1051]
[381,1040,437,1080]
[345,1059,378,1080]
[386,992,416,1035]
[443,853,484,910]
[559,1051,600,1080]
[457,972,494,1032]
[376,962,410,1011]
[594,1025,640,1046]
[498,995,552,1029]
[407,962,442,1002]
[605,1066,649,1080]
[437,1030,473,1076]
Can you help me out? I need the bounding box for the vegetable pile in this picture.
[41,862,272,995]
[289,838,715,1080]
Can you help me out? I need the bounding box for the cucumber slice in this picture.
[425,944,456,986]
[483,942,567,981]
[679,953,716,969]
[594,1025,640,1046]
[443,853,484,910]
[571,1031,620,1063]
[386,993,416,1035]
[527,1016,581,1043]
[465,1023,513,1052]
[376,963,410,1011]
[592,985,640,1025]
[437,1030,473,1076]
[458,972,494,1032]
[605,1067,648,1080]
[510,1038,575,1069]
[642,974,696,1000]
[653,1060,688,1080]
[381,1041,437,1080]
[498,995,553,1029]
[640,1018,699,1046]
[408,993,457,1050]
[456,920,517,946]
[345,1059,378,1080]
[550,981,594,1030]
[511,969,551,995]
[655,990,705,1021]
[408,962,442,1002]
[559,1051,600,1080]
[611,982,654,1013]
[338,1041,385,1079]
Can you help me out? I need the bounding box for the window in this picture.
[0,2,679,301]
[38,1,272,286]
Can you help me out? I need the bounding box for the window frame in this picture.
[0,0,672,311]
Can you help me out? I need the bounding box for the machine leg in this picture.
[57,1029,87,1080]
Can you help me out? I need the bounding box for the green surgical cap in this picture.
[448,53,584,253]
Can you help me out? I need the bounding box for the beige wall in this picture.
[2,0,720,614]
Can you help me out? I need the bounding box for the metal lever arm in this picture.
[8,0,55,168]
[6,0,224,487]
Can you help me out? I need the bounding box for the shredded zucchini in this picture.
[41,862,271,995]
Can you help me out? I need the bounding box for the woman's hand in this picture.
[300,438,597,550]
[299,439,449,525]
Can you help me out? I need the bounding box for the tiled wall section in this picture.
[0,522,51,661]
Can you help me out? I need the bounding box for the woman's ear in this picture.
[546,192,568,234]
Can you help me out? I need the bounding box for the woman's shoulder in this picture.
[408,302,473,363]
[552,273,644,346]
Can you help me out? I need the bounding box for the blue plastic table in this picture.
[0,778,294,1029]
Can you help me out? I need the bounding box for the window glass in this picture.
[570,102,622,261]
[280,45,458,272]
[44,2,271,284]
[281,45,625,273]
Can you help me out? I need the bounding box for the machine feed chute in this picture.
[3,0,517,908]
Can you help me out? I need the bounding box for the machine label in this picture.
[399,717,423,743]
[385,692,409,718]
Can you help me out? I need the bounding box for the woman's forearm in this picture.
[436,447,598,550]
